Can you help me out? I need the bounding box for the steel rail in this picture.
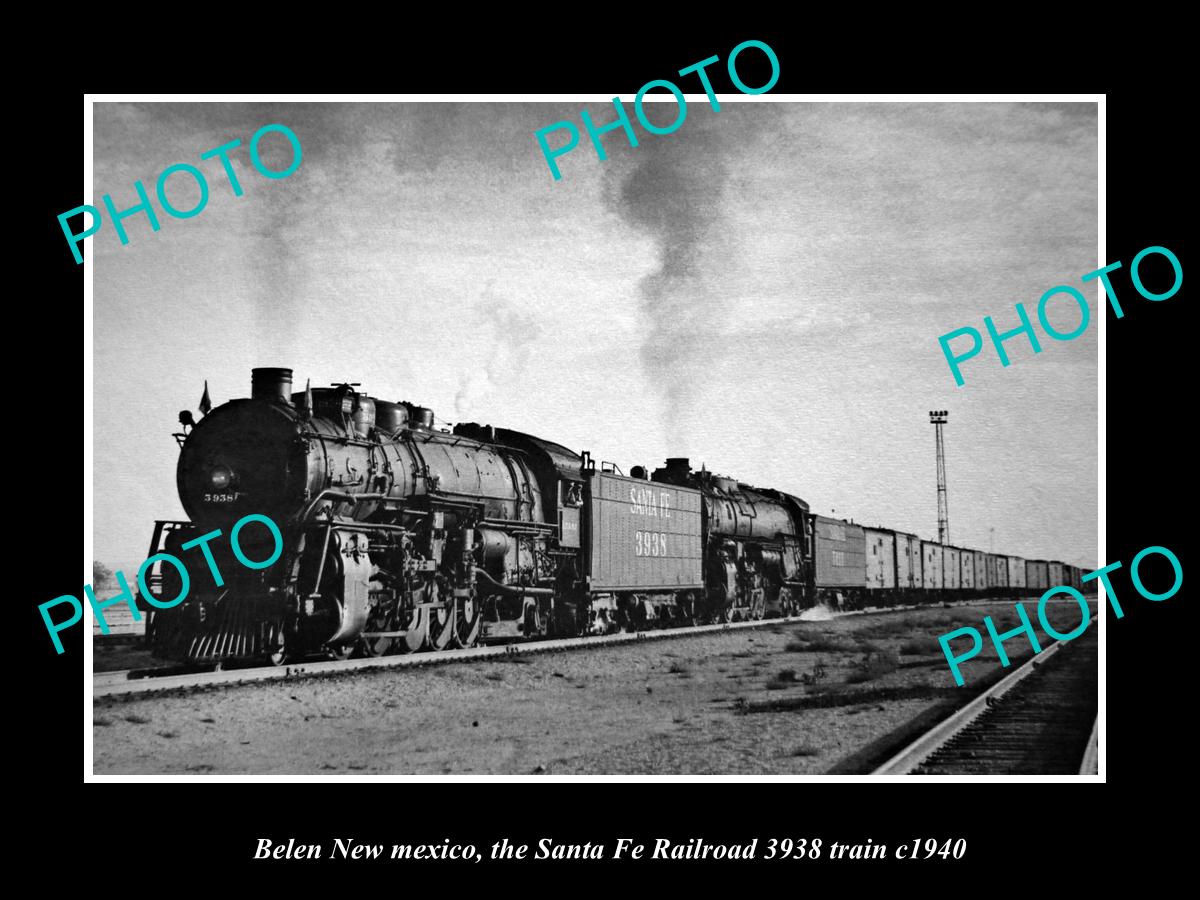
[872,620,1095,775]
[1078,716,1099,776]
[93,614,809,699]
[93,595,1096,702]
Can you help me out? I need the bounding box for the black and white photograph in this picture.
[81,96,1106,778]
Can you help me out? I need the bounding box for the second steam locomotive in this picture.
[140,367,1083,664]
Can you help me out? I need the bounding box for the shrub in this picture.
[846,650,900,684]
[801,661,828,685]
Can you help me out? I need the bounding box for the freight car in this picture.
[895,531,923,599]
[1026,559,1050,592]
[944,546,961,593]
[990,553,1009,590]
[960,548,976,593]
[862,527,922,606]
[138,366,1083,664]
[973,550,988,592]
[1068,564,1083,592]
[922,541,944,591]
[864,527,897,594]
[812,515,866,607]
[1008,555,1027,589]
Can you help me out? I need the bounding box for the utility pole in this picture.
[990,527,995,554]
[929,410,950,544]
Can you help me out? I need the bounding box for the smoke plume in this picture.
[454,281,544,419]
[604,133,733,455]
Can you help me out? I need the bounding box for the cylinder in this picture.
[476,528,512,563]
[251,367,293,404]
[375,401,409,434]
[757,548,784,581]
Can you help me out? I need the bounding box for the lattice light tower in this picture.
[929,410,950,544]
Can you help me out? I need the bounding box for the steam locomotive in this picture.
[140,367,1084,664]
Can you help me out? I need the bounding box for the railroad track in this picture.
[94,614,819,699]
[92,595,1093,702]
[873,621,1098,775]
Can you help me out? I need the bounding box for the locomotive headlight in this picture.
[209,465,233,490]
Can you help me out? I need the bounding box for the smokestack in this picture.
[251,367,294,405]
[666,457,691,476]
[651,457,692,485]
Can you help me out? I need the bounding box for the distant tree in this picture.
[93,561,114,588]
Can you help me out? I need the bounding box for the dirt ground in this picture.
[92,599,1097,775]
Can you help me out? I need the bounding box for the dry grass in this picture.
[788,636,851,653]
[845,650,901,684]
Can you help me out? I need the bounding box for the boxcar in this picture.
[1008,555,1027,589]
[864,527,897,592]
[1075,564,1094,592]
[921,541,944,590]
[584,471,704,592]
[974,550,989,591]
[895,531,922,593]
[1048,560,1066,587]
[1078,566,1092,592]
[989,553,1009,589]
[1025,559,1049,591]
[961,548,977,591]
[944,546,961,591]
[813,516,867,604]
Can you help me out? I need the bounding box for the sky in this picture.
[92,100,1098,572]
